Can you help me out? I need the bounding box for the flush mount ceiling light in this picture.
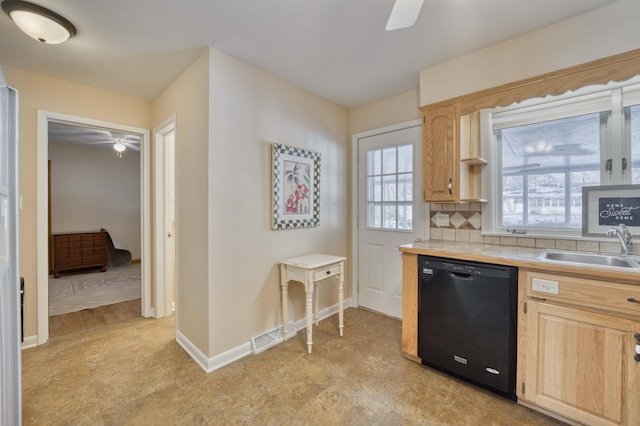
[1,0,76,44]
[386,0,424,31]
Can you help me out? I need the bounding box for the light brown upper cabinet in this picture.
[421,106,486,203]
[419,48,640,205]
[422,104,458,203]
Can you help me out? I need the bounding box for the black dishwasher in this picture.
[418,255,517,400]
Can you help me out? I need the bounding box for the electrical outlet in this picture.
[435,213,449,227]
[532,278,559,295]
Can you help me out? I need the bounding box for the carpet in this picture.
[48,264,141,317]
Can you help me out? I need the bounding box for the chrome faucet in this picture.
[606,223,634,256]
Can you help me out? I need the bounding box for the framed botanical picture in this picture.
[272,143,320,230]
[582,185,640,237]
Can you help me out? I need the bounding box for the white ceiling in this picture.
[48,121,141,150]
[0,0,616,108]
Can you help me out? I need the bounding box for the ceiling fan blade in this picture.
[386,0,424,31]
[123,142,140,151]
[86,140,115,145]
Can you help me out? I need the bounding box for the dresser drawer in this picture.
[54,242,69,250]
[526,271,640,317]
[313,264,341,281]
[56,258,82,269]
[82,255,106,266]
[55,249,69,259]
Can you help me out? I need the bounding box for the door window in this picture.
[366,144,413,230]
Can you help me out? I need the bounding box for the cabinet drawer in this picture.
[82,241,95,248]
[313,264,340,281]
[94,233,107,243]
[69,235,83,241]
[82,234,94,241]
[526,271,640,317]
[56,258,82,269]
[94,247,106,255]
[82,248,94,257]
[54,235,68,243]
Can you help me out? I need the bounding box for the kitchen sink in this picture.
[536,249,640,269]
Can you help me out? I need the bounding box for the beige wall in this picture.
[152,51,211,353]
[207,48,350,357]
[2,65,151,337]
[49,143,141,259]
[349,89,420,135]
[420,0,640,105]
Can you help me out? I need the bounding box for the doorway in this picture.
[36,111,151,344]
[153,116,176,318]
[351,120,427,318]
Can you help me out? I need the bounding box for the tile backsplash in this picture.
[429,203,639,254]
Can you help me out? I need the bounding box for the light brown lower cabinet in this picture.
[520,271,640,426]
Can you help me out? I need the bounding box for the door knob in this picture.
[167,233,172,238]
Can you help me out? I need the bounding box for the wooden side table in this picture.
[279,254,346,354]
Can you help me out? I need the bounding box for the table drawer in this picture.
[313,264,340,281]
[526,271,640,317]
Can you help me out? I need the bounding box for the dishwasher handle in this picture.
[448,271,475,280]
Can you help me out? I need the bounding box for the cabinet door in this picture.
[523,301,640,426]
[422,104,458,202]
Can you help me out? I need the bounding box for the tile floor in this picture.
[22,308,564,425]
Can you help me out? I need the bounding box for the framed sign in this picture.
[582,185,640,237]
[272,143,320,230]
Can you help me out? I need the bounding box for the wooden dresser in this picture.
[52,231,108,278]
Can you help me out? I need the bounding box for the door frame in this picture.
[153,115,176,318]
[36,110,151,344]
[350,119,422,309]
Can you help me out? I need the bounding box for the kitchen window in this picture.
[485,77,640,236]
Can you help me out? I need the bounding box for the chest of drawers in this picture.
[52,231,108,278]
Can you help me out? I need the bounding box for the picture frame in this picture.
[272,143,320,230]
[582,184,640,237]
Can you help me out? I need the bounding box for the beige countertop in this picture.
[400,240,640,284]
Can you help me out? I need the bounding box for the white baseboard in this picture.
[21,335,38,350]
[176,330,251,373]
[176,298,352,373]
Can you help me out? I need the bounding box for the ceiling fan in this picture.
[87,131,141,157]
[386,0,424,31]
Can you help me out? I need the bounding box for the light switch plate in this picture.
[532,278,559,295]
[435,213,449,227]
